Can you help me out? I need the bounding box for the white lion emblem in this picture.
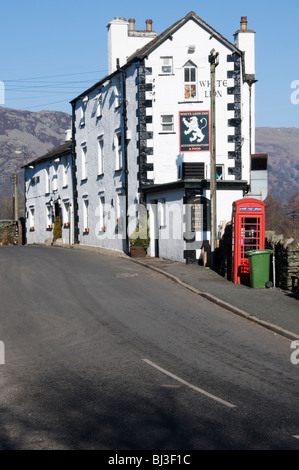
[183,116,207,143]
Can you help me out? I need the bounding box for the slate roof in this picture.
[126,11,241,64]
[22,140,72,168]
[70,11,241,104]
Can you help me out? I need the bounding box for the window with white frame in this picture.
[29,206,35,230]
[52,163,58,191]
[63,201,70,227]
[160,56,173,74]
[114,78,121,108]
[216,165,224,181]
[46,204,52,228]
[99,196,106,231]
[80,97,88,127]
[96,93,102,118]
[115,132,122,170]
[98,137,104,175]
[62,157,68,187]
[158,199,166,228]
[184,61,197,100]
[116,193,121,233]
[83,199,89,231]
[81,144,87,180]
[161,114,174,132]
[45,165,50,194]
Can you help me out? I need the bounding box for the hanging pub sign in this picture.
[179,110,210,152]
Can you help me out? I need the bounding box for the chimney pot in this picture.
[146,19,153,32]
[128,18,135,31]
[241,16,247,31]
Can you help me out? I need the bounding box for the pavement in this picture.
[49,243,299,341]
[128,255,299,341]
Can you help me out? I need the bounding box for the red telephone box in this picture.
[231,198,265,285]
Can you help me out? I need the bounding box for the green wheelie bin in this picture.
[248,249,273,288]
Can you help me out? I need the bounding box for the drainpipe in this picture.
[246,75,257,191]
[71,101,79,244]
[118,64,130,255]
[209,49,219,269]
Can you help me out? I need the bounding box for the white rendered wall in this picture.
[143,20,244,186]
[25,153,73,245]
[74,65,140,252]
[107,18,128,74]
[107,18,157,74]
[204,187,244,233]
[146,189,185,262]
[235,27,256,181]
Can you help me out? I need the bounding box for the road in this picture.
[0,245,298,450]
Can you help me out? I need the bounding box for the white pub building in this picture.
[25,11,267,264]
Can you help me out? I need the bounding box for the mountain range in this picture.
[0,106,72,208]
[0,106,298,212]
[255,127,299,202]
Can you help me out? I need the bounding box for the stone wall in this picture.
[266,232,299,292]
[0,221,21,245]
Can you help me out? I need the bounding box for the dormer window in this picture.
[114,78,121,108]
[184,61,197,100]
[95,93,102,118]
[80,96,88,127]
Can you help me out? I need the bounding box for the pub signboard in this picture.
[179,110,210,152]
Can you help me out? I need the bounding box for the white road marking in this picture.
[142,358,236,409]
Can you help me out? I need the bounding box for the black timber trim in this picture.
[227,53,242,180]
[137,60,154,201]
[143,179,249,194]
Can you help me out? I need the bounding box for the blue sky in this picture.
[1,0,299,127]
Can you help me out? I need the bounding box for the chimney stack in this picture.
[128,18,135,31]
[146,19,153,32]
[241,16,247,31]
[65,129,72,141]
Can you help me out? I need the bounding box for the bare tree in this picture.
[0,195,13,220]
[265,191,288,236]
[0,190,25,220]
[284,192,299,238]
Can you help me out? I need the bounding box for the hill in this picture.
[255,127,299,202]
[0,106,298,215]
[0,106,71,215]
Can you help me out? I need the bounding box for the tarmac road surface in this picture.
[0,245,298,451]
